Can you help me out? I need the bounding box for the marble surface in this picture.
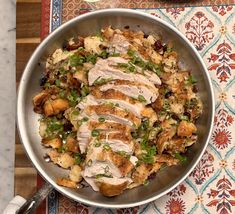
[0,0,16,212]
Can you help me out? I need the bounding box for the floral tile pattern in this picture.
[43,1,235,213]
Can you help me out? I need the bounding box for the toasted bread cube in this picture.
[44,100,54,117]
[177,121,197,137]
[56,178,77,189]
[51,99,69,115]
[57,153,75,169]
[69,165,82,183]
[42,137,62,149]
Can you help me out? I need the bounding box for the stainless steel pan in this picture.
[17,8,214,211]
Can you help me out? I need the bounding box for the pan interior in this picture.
[17,9,214,208]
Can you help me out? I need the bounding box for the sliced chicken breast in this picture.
[83,104,141,127]
[99,81,158,104]
[86,146,134,177]
[108,34,130,54]
[88,57,158,89]
[77,90,158,123]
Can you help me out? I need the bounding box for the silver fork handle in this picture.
[16,182,53,214]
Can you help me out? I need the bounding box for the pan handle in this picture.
[16,182,53,214]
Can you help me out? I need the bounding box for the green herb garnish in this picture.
[58,146,66,153]
[93,77,113,86]
[91,129,100,137]
[94,141,101,147]
[185,75,197,85]
[174,152,187,163]
[143,180,149,186]
[80,84,90,98]
[103,144,111,150]
[69,54,85,67]
[99,50,108,59]
[180,115,189,121]
[55,79,61,87]
[45,117,64,137]
[138,95,147,103]
[98,117,105,123]
[74,153,82,165]
[87,159,92,166]
[85,54,97,64]
[67,89,80,106]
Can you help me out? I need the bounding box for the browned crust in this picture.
[85,104,141,126]
[97,149,134,176]
[99,132,132,142]
[97,180,128,197]
[91,89,136,104]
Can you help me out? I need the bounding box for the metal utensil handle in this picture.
[17,182,54,214]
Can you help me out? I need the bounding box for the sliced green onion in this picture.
[143,180,149,186]
[82,117,89,122]
[138,95,147,103]
[174,152,187,163]
[98,117,105,123]
[94,141,101,147]
[55,79,61,87]
[74,153,82,165]
[103,144,111,150]
[91,129,100,137]
[87,159,92,166]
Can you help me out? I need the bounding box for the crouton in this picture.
[42,137,62,149]
[177,121,197,137]
[56,178,77,188]
[69,165,82,183]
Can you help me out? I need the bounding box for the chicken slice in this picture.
[99,80,158,104]
[108,34,130,54]
[88,57,158,89]
[83,104,141,127]
[82,175,132,196]
[96,177,131,197]
[86,146,134,177]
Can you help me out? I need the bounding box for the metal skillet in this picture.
[17,8,214,213]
